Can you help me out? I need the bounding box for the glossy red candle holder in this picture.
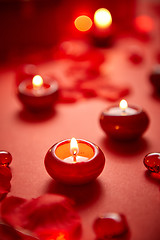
[17,76,59,111]
[149,65,160,93]
[90,8,114,47]
[44,139,105,185]
[100,102,149,141]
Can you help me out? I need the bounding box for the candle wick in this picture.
[73,150,77,162]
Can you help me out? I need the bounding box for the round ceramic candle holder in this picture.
[44,139,105,185]
[17,77,59,111]
[99,105,149,141]
[90,8,114,47]
[149,64,160,93]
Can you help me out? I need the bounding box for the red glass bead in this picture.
[93,213,128,239]
[143,153,160,173]
[0,151,12,167]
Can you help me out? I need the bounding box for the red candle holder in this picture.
[90,8,114,47]
[100,100,149,141]
[45,138,105,185]
[149,64,160,93]
[17,75,59,111]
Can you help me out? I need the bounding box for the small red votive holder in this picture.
[45,138,105,185]
[149,64,160,93]
[99,100,149,141]
[17,75,59,111]
[91,8,114,47]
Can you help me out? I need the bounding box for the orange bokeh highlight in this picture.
[134,15,154,33]
[74,15,92,32]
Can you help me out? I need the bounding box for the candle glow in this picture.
[94,8,112,29]
[32,75,43,89]
[119,99,128,111]
[70,137,79,160]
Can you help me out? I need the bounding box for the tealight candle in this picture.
[100,99,149,141]
[45,138,105,185]
[91,8,113,47]
[17,75,59,111]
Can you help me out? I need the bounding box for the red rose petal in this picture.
[0,223,38,240]
[129,53,143,64]
[98,85,130,102]
[1,194,82,240]
[0,223,22,240]
[0,166,12,201]
[58,89,82,103]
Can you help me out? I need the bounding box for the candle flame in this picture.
[70,137,79,157]
[32,75,43,89]
[119,99,128,111]
[94,8,112,29]
[74,15,92,32]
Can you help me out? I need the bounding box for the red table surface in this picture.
[0,36,160,240]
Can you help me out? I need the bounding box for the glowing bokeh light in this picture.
[94,8,112,29]
[74,15,92,32]
[134,15,154,33]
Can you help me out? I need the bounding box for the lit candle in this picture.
[99,99,149,140]
[91,8,113,47]
[17,75,59,111]
[32,75,43,90]
[94,8,112,30]
[45,138,105,185]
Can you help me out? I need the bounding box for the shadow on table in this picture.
[17,108,57,123]
[151,91,160,102]
[144,170,160,187]
[94,231,131,240]
[46,179,103,209]
[101,136,149,157]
